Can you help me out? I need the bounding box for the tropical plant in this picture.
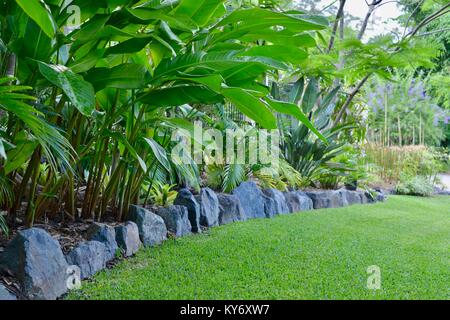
[0,0,329,226]
[273,79,354,185]
[148,182,178,207]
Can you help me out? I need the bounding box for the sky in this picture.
[297,0,404,40]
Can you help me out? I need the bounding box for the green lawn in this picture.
[68,196,450,300]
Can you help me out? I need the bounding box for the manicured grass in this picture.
[68,196,450,300]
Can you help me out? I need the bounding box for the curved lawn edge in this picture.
[67,196,450,300]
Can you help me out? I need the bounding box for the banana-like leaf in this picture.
[37,62,95,116]
[151,52,270,86]
[289,78,304,104]
[265,99,326,143]
[15,0,56,39]
[4,137,37,175]
[301,77,319,114]
[217,8,327,31]
[211,8,326,45]
[138,85,222,107]
[144,138,171,172]
[173,0,225,26]
[239,45,308,65]
[105,37,153,55]
[86,64,147,91]
[124,7,198,31]
[239,30,316,48]
[221,87,277,129]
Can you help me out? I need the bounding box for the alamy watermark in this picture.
[366,265,381,290]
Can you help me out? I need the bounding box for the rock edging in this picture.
[0,185,386,300]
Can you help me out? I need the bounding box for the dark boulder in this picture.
[66,241,107,279]
[86,222,118,261]
[232,181,266,219]
[375,191,386,202]
[263,194,278,218]
[339,189,362,206]
[305,190,344,209]
[217,193,246,225]
[359,191,369,204]
[0,228,69,300]
[174,188,201,233]
[115,222,142,257]
[263,188,290,215]
[195,188,220,227]
[128,205,167,246]
[284,191,313,213]
[156,205,192,237]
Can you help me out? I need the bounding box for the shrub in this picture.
[395,175,435,197]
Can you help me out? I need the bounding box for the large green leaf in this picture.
[37,62,95,116]
[4,137,37,175]
[173,0,225,26]
[85,64,147,91]
[68,49,105,73]
[218,8,327,30]
[240,30,316,48]
[15,0,56,38]
[221,87,277,129]
[288,78,304,104]
[239,45,308,65]
[105,37,153,55]
[138,85,222,107]
[302,77,319,114]
[144,138,171,172]
[124,7,198,31]
[151,52,272,86]
[264,99,326,143]
[210,8,326,45]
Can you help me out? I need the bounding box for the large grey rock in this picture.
[0,228,69,300]
[217,193,246,225]
[66,241,106,279]
[0,284,16,300]
[339,189,362,206]
[115,222,142,257]
[359,191,369,204]
[195,188,220,227]
[305,190,344,209]
[174,188,201,233]
[128,205,167,246]
[86,222,118,261]
[374,188,388,201]
[232,181,266,219]
[263,188,290,215]
[284,191,313,213]
[263,194,278,218]
[156,205,192,237]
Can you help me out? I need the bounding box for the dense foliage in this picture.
[0,0,449,235]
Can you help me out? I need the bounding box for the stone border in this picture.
[0,184,386,300]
